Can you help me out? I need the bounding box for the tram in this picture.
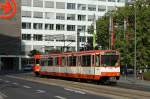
[33,50,120,82]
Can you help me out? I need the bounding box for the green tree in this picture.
[91,0,150,68]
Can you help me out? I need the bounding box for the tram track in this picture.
[6,74,150,99]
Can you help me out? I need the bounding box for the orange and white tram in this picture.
[33,50,120,82]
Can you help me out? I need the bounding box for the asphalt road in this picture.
[0,75,111,99]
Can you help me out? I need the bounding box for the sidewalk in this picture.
[0,92,3,99]
[118,75,150,87]
[0,96,3,99]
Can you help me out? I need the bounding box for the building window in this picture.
[77,4,86,10]
[33,23,43,29]
[117,0,125,2]
[33,34,43,41]
[56,2,65,9]
[56,13,65,20]
[21,45,32,52]
[22,11,32,18]
[67,3,76,9]
[55,35,65,42]
[88,5,96,11]
[45,46,54,51]
[80,36,86,42]
[45,1,54,8]
[45,35,54,41]
[98,16,102,19]
[107,6,116,11]
[45,24,54,30]
[45,12,54,19]
[21,0,32,6]
[108,0,116,2]
[67,25,75,31]
[33,12,43,18]
[98,5,106,12]
[78,15,86,21]
[98,0,106,1]
[33,45,43,51]
[67,14,75,20]
[77,25,86,32]
[66,35,76,42]
[56,24,65,30]
[87,26,93,34]
[22,34,31,40]
[88,15,94,21]
[22,22,31,29]
[33,0,43,7]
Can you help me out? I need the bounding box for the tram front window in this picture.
[101,55,119,66]
[35,59,40,64]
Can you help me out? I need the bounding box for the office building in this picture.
[21,0,125,54]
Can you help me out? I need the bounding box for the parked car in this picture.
[23,64,33,71]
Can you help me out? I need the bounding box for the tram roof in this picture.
[41,50,118,57]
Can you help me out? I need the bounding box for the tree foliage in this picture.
[93,0,150,68]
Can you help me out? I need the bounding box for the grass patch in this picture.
[143,71,150,81]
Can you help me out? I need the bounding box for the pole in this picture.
[134,0,137,80]
[93,14,96,49]
[109,15,112,49]
[111,17,115,49]
[63,35,65,52]
[84,31,86,51]
[77,31,80,51]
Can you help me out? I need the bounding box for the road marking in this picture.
[0,95,3,99]
[74,90,86,94]
[12,82,19,85]
[36,90,46,93]
[64,88,86,95]
[23,85,31,89]
[5,81,10,83]
[0,92,7,98]
[54,96,67,99]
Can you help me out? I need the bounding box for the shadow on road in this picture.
[0,70,31,76]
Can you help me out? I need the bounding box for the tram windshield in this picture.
[35,59,40,64]
[101,55,119,66]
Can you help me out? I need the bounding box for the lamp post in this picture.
[134,0,137,80]
[127,0,137,80]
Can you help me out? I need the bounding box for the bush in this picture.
[143,71,150,81]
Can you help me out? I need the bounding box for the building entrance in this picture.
[0,57,19,71]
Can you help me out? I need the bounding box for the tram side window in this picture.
[77,56,81,66]
[53,57,58,66]
[48,58,53,66]
[92,55,94,66]
[68,56,76,66]
[96,55,100,66]
[58,57,62,66]
[40,59,48,66]
[62,57,65,66]
[81,55,91,66]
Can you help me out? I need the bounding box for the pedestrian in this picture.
[139,69,143,80]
